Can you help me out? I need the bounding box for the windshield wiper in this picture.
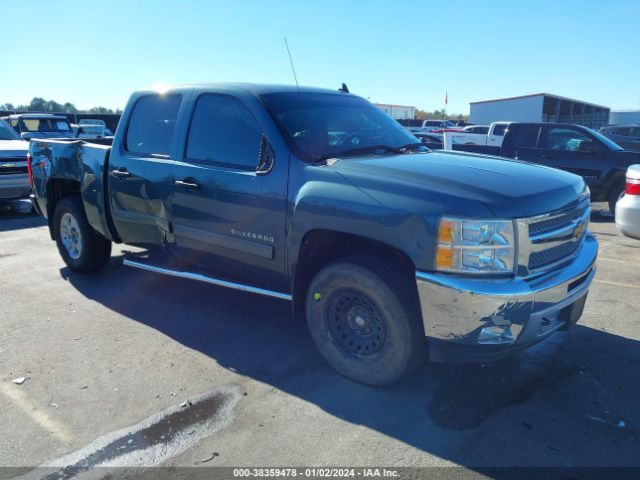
[398,142,428,152]
[330,145,403,158]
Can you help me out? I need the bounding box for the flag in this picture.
[444,91,448,108]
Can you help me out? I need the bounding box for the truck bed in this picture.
[29,138,115,240]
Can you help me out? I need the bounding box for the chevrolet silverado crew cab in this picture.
[29,84,598,386]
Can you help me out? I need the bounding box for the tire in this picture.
[53,196,111,273]
[305,255,425,386]
[608,183,625,214]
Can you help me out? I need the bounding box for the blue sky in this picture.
[1,0,638,113]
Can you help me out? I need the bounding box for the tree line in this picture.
[414,108,467,121]
[0,97,121,114]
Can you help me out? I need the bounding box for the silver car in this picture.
[615,164,640,239]
[0,120,30,201]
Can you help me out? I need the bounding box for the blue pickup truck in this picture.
[29,84,598,385]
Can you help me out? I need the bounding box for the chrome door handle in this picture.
[175,178,201,190]
[112,168,131,178]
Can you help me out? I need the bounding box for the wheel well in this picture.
[292,229,417,322]
[46,179,81,239]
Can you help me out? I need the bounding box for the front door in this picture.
[533,126,605,189]
[168,93,289,290]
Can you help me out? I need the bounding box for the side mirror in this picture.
[20,132,33,140]
[577,140,597,154]
[257,135,275,175]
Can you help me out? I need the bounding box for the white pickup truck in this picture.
[449,121,510,147]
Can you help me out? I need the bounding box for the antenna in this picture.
[283,37,299,92]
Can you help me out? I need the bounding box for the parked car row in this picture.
[1,113,114,141]
[448,121,510,147]
[600,124,640,151]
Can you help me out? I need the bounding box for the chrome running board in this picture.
[123,258,292,301]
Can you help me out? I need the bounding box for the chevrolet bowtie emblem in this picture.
[574,222,586,239]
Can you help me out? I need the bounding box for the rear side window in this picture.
[186,94,262,170]
[125,94,182,156]
[509,125,540,148]
[614,127,631,136]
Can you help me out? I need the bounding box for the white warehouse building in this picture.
[609,110,640,125]
[375,103,416,120]
[469,93,610,129]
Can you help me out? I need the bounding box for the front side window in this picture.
[544,128,590,151]
[614,127,631,136]
[261,93,418,162]
[125,94,182,156]
[186,95,262,170]
[0,120,19,140]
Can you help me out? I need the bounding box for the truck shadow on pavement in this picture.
[60,257,640,470]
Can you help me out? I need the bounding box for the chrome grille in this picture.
[528,240,581,270]
[517,198,591,275]
[0,156,28,176]
[528,202,589,237]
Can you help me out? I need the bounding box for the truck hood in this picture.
[0,139,29,157]
[616,149,640,163]
[331,150,586,218]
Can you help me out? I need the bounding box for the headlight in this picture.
[435,218,515,274]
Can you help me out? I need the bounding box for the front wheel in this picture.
[305,256,425,386]
[53,197,111,273]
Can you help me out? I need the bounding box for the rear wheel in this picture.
[53,197,111,273]
[305,255,425,386]
[608,183,625,214]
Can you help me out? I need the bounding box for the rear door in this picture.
[532,126,605,188]
[108,93,183,245]
[488,123,508,146]
[167,93,289,290]
[500,124,540,159]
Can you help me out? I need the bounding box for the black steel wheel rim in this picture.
[326,290,387,357]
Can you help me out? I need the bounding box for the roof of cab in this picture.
[135,83,353,98]
[2,113,68,119]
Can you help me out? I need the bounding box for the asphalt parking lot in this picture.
[1,200,639,475]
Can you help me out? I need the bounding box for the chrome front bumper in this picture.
[416,233,598,363]
[0,173,30,200]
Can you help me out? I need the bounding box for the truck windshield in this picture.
[0,120,19,140]
[22,118,72,133]
[261,92,419,162]
[589,128,624,151]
